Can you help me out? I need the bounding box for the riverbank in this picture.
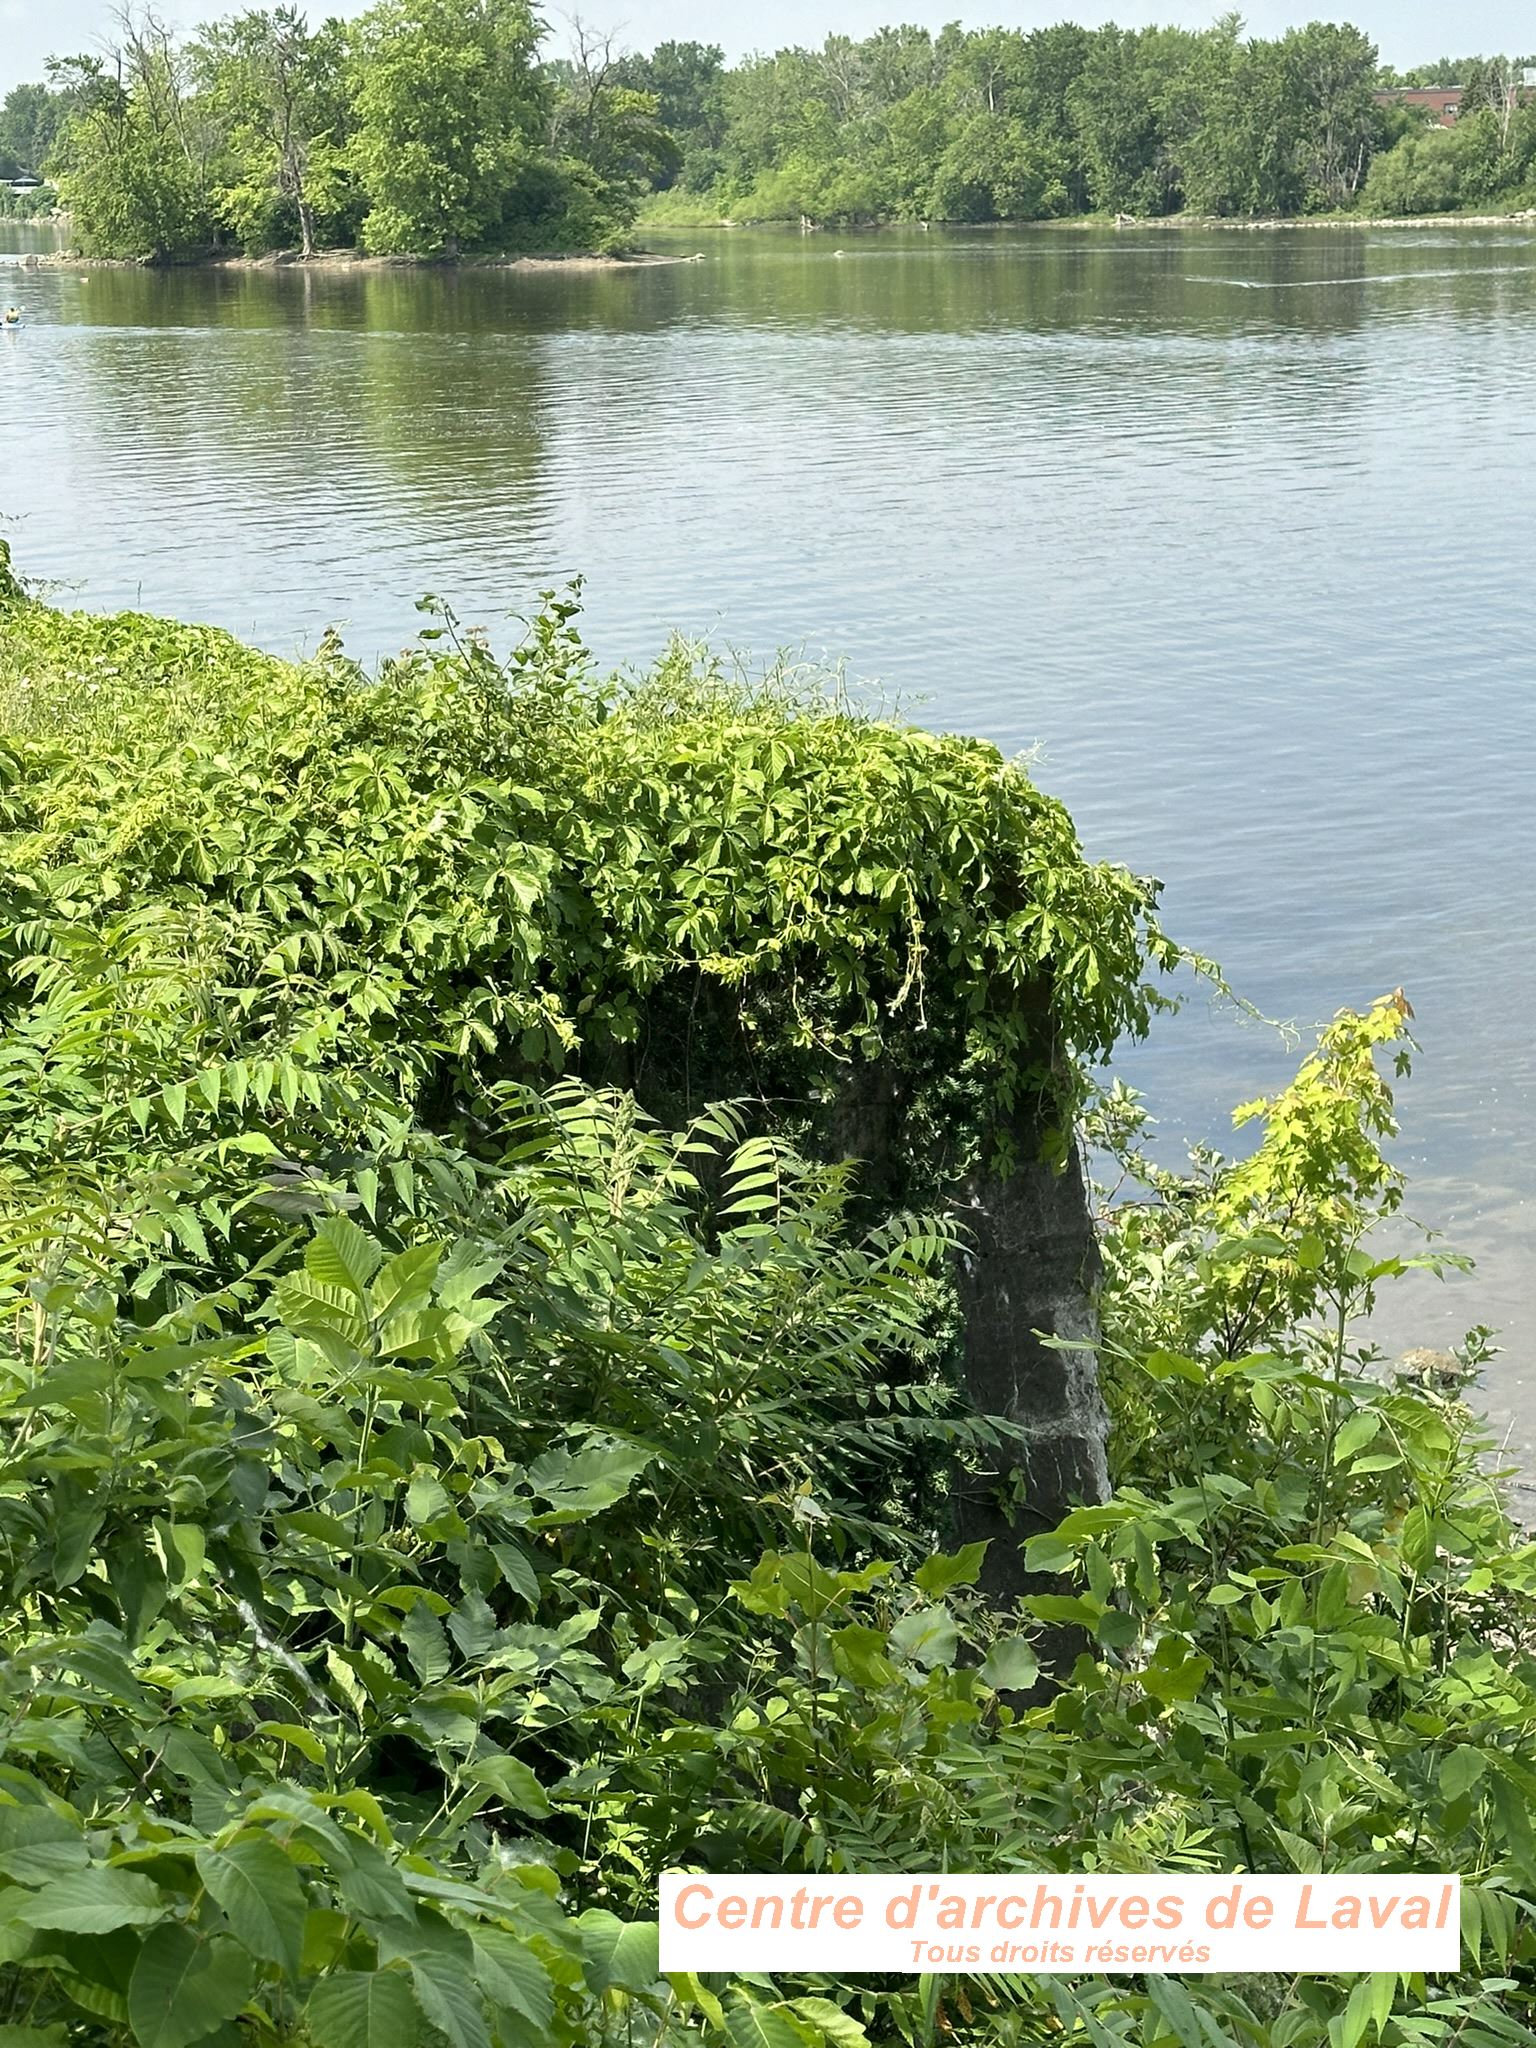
[641,203,1536,235]
[9,246,700,272]
[1115,206,1536,231]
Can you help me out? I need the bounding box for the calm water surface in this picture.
[3,222,1534,1454]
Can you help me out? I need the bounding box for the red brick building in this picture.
[1374,88,1467,127]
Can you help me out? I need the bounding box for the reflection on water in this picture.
[3,221,1535,1453]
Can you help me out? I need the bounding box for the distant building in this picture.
[1375,83,1536,128]
[1374,88,1466,127]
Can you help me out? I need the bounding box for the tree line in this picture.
[4,12,1536,257]
[621,19,1536,224]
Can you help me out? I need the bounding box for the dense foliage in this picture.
[12,1,671,259]
[632,22,1536,226]
[9,15,1536,251]
[2,556,1536,2046]
[9,16,1536,251]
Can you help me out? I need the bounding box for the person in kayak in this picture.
[1,308,19,326]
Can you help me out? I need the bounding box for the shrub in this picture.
[3,561,1535,2044]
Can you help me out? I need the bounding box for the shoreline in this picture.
[15,211,1536,266]
[9,246,699,273]
[1113,207,1536,232]
[640,206,1536,235]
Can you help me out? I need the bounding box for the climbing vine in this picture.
[0,547,1175,1193]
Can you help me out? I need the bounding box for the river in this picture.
[3,219,1534,1461]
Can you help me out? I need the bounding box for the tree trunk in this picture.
[947,1128,1110,1618]
[826,1055,1112,1652]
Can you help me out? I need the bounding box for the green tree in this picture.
[1283,20,1380,209]
[194,7,355,255]
[864,83,950,217]
[544,20,678,238]
[1460,55,1536,189]
[0,80,72,176]
[1158,21,1302,218]
[49,21,222,259]
[611,38,724,190]
[943,25,1091,211]
[347,0,545,255]
[1359,123,1464,213]
[1068,26,1176,216]
[931,111,1063,221]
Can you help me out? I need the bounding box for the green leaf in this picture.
[194,1836,306,1980]
[1334,1975,1376,2048]
[525,1437,652,1524]
[787,1997,871,2047]
[722,1997,816,2048]
[305,1216,384,1298]
[577,1908,660,1994]
[489,1542,540,1608]
[334,1839,416,1925]
[1139,1636,1213,1706]
[15,1867,167,1934]
[1489,1767,1536,1884]
[0,1807,88,1885]
[465,1755,551,1819]
[827,1623,897,1688]
[377,1914,489,2048]
[404,1474,457,1532]
[470,1926,554,2030]
[1333,1410,1380,1465]
[251,1722,327,1765]
[372,1243,441,1319]
[305,1970,420,2048]
[1146,1976,1207,2045]
[667,1971,726,2029]
[408,1953,489,2048]
[400,1603,451,1685]
[1440,1746,1488,1803]
[1024,1593,1103,1627]
[913,1542,989,1596]
[888,1604,958,1670]
[153,1521,205,1590]
[979,1637,1040,1693]
[127,1926,254,2048]
[446,1594,498,1663]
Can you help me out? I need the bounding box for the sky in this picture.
[2,0,1532,98]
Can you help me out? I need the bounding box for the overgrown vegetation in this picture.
[1,548,1535,2045]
